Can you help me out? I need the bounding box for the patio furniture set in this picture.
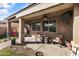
[35,32,66,47]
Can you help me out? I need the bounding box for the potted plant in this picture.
[10,29,17,45]
[11,37,16,45]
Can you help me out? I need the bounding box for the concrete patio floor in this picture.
[25,44,71,56]
[16,37,71,56]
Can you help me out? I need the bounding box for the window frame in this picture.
[32,21,41,31]
[42,20,49,31]
[48,19,56,32]
[42,18,56,32]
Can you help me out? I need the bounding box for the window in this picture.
[43,21,49,31]
[32,22,41,31]
[49,20,56,32]
[43,20,56,32]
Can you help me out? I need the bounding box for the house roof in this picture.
[4,3,66,20]
[4,3,37,20]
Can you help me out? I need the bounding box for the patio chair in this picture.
[52,33,64,46]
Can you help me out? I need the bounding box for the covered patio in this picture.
[5,3,79,46]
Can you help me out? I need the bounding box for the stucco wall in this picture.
[73,4,79,44]
[57,16,73,41]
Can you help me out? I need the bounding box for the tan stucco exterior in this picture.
[57,16,73,41]
[73,4,79,44]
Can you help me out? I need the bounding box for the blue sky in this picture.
[0,3,30,21]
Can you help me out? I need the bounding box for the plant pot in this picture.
[11,39,16,45]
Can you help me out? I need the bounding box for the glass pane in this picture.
[43,21,48,31]
[32,22,41,31]
[49,20,56,32]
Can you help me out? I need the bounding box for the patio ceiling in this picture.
[22,4,73,21]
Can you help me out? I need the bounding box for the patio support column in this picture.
[7,20,11,38]
[18,18,24,44]
[73,4,79,44]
